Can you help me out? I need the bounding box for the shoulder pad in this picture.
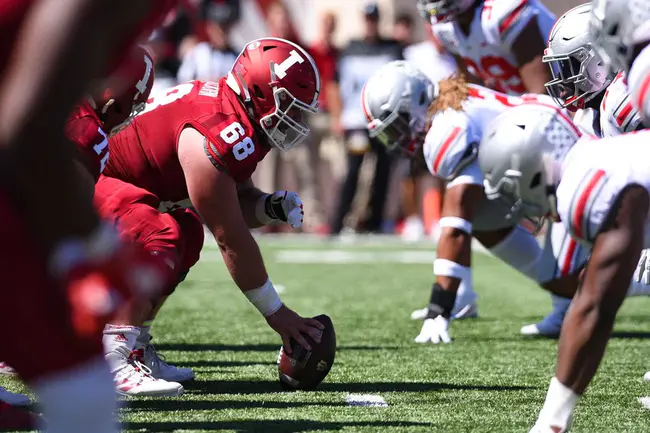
[199,114,269,183]
[423,110,478,180]
[601,75,642,136]
[560,168,612,245]
[483,0,537,48]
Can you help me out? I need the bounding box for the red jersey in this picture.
[104,78,271,203]
[65,101,109,181]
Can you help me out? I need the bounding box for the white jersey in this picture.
[431,0,555,95]
[403,41,457,84]
[557,131,650,247]
[628,44,650,126]
[423,84,553,184]
[599,72,642,137]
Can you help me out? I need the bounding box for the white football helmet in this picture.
[362,61,438,155]
[478,103,582,228]
[590,0,650,73]
[543,3,614,111]
[416,0,475,21]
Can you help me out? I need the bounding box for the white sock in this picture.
[135,321,153,350]
[102,324,140,354]
[536,377,580,430]
[32,356,118,433]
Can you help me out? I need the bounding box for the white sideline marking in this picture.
[638,397,650,410]
[276,250,435,264]
[345,393,388,407]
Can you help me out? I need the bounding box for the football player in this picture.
[363,61,594,345]
[522,2,646,338]
[0,1,178,431]
[416,0,555,95]
[589,0,650,126]
[96,37,324,394]
[478,102,650,432]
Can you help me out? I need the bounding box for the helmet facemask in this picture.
[368,108,426,157]
[544,46,609,111]
[417,0,476,22]
[260,61,319,151]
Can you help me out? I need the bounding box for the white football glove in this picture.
[260,191,304,229]
[414,315,451,344]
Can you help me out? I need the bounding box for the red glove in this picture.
[51,224,170,337]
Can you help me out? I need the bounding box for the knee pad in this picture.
[489,225,542,281]
[32,357,118,433]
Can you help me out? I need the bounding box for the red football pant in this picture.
[94,175,204,294]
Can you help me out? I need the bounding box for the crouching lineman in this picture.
[96,37,324,396]
[478,102,650,432]
[362,61,597,345]
[520,1,646,337]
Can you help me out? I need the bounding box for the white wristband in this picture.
[255,194,275,225]
[244,278,283,317]
[433,258,470,280]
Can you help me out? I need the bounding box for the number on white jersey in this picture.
[220,121,256,161]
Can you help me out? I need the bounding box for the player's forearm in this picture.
[519,57,549,95]
[237,186,269,228]
[215,229,270,292]
[434,229,472,293]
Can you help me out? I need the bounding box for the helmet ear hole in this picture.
[530,172,542,189]
[419,91,426,105]
[253,85,266,99]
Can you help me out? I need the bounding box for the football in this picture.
[277,314,336,390]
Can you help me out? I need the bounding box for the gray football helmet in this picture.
[416,0,475,21]
[543,3,614,111]
[590,0,650,73]
[478,104,582,227]
[362,61,437,155]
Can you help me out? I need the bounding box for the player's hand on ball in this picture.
[265,191,304,229]
[414,315,452,344]
[266,305,324,354]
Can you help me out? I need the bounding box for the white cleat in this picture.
[134,343,194,383]
[410,307,428,321]
[108,346,184,397]
[643,371,650,381]
[0,362,16,375]
[0,386,30,406]
[402,216,424,243]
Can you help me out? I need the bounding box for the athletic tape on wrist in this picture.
[428,283,457,319]
[255,194,275,225]
[439,216,472,234]
[244,278,283,317]
[433,258,470,280]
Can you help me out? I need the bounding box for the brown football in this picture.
[277,314,336,390]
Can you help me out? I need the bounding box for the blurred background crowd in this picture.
[143,0,582,241]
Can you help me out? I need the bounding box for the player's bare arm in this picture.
[512,19,550,94]
[451,53,484,86]
[435,183,482,294]
[236,178,268,228]
[556,185,648,394]
[179,127,322,353]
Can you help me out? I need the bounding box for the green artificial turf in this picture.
[3,236,650,432]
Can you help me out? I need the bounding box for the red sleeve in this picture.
[195,114,270,183]
[65,116,109,181]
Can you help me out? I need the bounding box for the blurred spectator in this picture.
[399,21,458,241]
[393,13,414,47]
[177,0,239,83]
[329,2,403,235]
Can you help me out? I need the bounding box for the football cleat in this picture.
[107,346,184,397]
[0,362,16,376]
[133,341,194,383]
[0,387,30,406]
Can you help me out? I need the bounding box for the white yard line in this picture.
[345,393,388,407]
[275,249,437,264]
